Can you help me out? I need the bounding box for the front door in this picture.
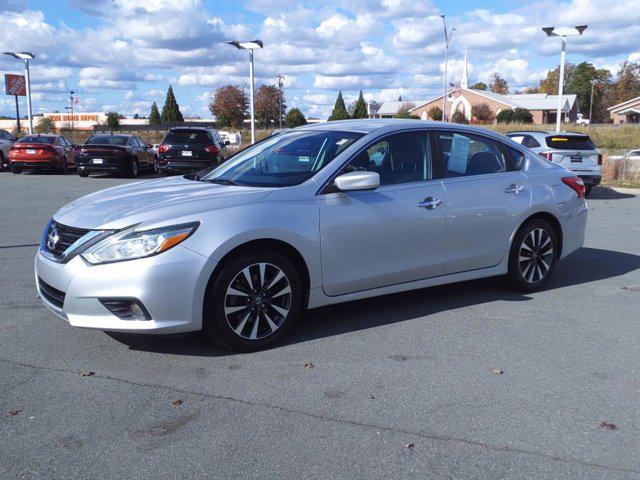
[317,130,446,296]
[433,130,531,274]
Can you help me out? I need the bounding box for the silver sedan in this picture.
[35,120,587,351]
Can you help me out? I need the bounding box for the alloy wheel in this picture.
[518,227,554,284]
[224,262,292,340]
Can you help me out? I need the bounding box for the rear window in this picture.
[164,130,210,145]
[545,135,595,150]
[86,136,128,145]
[17,136,55,144]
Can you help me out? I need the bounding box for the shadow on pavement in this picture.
[108,246,640,356]
[589,187,636,200]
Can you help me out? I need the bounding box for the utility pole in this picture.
[440,15,455,122]
[276,74,284,129]
[589,79,597,123]
[69,90,75,139]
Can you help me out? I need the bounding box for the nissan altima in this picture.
[35,120,587,352]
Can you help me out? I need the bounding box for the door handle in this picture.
[505,184,524,194]
[417,196,443,210]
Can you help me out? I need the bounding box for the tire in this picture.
[59,157,67,175]
[0,152,5,171]
[153,157,159,174]
[10,165,20,174]
[203,250,303,352]
[78,170,89,177]
[584,185,593,197]
[125,159,138,178]
[505,219,558,292]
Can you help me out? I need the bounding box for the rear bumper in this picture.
[10,160,60,169]
[77,164,124,173]
[158,160,215,173]
[578,175,601,186]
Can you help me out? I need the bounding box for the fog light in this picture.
[100,298,151,320]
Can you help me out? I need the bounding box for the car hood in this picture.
[53,176,272,230]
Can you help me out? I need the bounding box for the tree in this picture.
[451,111,469,124]
[610,61,640,105]
[396,102,418,119]
[133,113,139,119]
[328,91,350,121]
[398,95,403,101]
[512,108,533,123]
[149,101,161,125]
[35,116,54,133]
[566,62,612,121]
[496,110,514,123]
[255,85,283,129]
[472,102,494,124]
[160,85,184,124]
[428,106,442,120]
[210,85,248,128]
[470,81,487,90]
[106,112,120,130]
[351,91,368,119]
[538,63,576,95]
[285,108,307,128]
[489,73,509,95]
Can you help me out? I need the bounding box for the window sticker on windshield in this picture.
[336,139,349,146]
[448,134,470,174]
[298,156,310,162]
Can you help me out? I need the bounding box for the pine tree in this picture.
[149,101,161,125]
[160,85,184,124]
[328,91,350,121]
[352,91,368,119]
[284,108,307,128]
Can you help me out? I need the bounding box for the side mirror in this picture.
[334,171,380,192]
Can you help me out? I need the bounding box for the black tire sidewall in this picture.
[204,250,303,352]
[507,219,558,292]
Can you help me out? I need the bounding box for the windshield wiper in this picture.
[204,178,239,186]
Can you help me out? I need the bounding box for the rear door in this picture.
[434,130,531,274]
[317,130,446,296]
[544,134,599,173]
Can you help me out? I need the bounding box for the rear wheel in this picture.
[10,164,20,174]
[505,219,558,292]
[584,185,593,197]
[203,250,303,352]
[58,157,67,175]
[0,152,5,171]
[125,159,138,178]
[78,169,89,177]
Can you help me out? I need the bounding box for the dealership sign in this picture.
[5,74,26,96]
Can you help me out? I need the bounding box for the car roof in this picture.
[508,130,590,137]
[169,126,215,131]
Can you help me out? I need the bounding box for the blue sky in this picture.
[0,0,638,120]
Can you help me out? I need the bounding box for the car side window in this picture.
[522,135,541,148]
[341,131,431,186]
[505,146,526,171]
[436,131,507,177]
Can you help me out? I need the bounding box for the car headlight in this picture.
[81,222,199,265]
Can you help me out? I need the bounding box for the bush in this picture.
[396,102,418,119]
[512,108,533,124]
[35,116,54,133]
[428,106,443,121]
[451,111,469,124]
[106,112,120,130]
[496,109,514,124]
[472,102,494,124]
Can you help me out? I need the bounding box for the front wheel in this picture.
[584,185,593,197]
[505,219,558,292]
[203,250,303,352]
[10,165,20,174]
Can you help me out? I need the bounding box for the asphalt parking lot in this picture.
[1,171,639,479]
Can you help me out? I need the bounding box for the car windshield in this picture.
[545,135,595,150]
[164,130,211,145]
[85,136,128,145]
[199,130,364,187]
[18,136,55,144]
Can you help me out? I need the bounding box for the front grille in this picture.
[45,221,91,259]
[38,278,65,309]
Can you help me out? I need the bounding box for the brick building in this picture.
[608,96,640,124]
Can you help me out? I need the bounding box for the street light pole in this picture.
[542,26,587,132]
[589,79,597,123]
[69,90,75,139]
[440,15,455,122]
[4,52,35,134]
[226,40,263,144]
[276,74,284,129]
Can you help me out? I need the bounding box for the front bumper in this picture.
[35,244,210,334]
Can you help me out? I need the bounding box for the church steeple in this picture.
[461,46,469,89]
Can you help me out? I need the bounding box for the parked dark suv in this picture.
[157,127,227,175]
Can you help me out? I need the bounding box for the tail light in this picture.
[539,152,553,160]
[597,153,602,165]
[561,176,585,198]
[205,144,219,156]
[157,144,169,154]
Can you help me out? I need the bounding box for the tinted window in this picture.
[506,146,526,170]
[201,130,363,187]
[17,136,55,144]
[342,131,431,185]
[545,135,595,150]
[436,132,506,177]
[164,130,211,145]
[522,135,541,148]
[86,136,128,145]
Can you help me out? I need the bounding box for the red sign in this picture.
[5,74,26,96]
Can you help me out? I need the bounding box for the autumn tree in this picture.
[489,73,509,95]
[610,61,640,105]
[428,106,442,120]
[210,85,248,128]
[470,81,487,90]
[537,63,576,95]
[472,102,494,124]
[160,85,184,123]
[254,84,284,129]
[396,102,418,119]
[285,108,307,128]
[328,91,350,121]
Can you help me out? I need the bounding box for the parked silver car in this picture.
[507,130,601,196]
[35,120,587,351]
[0,128,15,170]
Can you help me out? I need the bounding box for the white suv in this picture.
[508,131,601,196]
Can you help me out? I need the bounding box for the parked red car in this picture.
[9,134,75,174]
